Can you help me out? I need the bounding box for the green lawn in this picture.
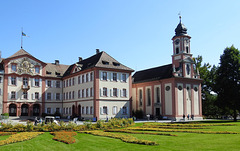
[0,120,239,151]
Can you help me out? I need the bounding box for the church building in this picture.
[132,18,203,120]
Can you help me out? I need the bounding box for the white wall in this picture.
[165,83,172,115]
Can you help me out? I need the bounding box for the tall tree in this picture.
[214,46,240,121]
[193,56,219,117]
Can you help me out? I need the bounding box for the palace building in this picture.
[132,19,203,120]
[0,18,203,121]
[1,49,133,120]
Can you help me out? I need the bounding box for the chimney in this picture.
[79,57,82,62]
[55,60,59,65]
[96,49,100,54]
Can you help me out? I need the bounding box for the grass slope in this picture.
[0,121,239,151]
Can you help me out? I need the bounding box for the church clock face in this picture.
[174,39,180,45]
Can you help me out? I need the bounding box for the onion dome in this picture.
[174,16,188,36]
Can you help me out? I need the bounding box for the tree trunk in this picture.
[233,109,237,122]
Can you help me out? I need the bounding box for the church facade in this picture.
[132,19,203,120]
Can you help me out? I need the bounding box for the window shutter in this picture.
[126,89,128,97]
[120,90,123,97]
[32,93,34,100]
[60,81,62,88]
[100,107,103,115]
[107,108,109,115]
[100,88,102,97]
[28,78,31,86]
[45,92,47,101]
[110,89,113,97]
[60,108,62,113]
[120,74,123,82]
[126,107,129,114]
[8,76,11,85]
[55,93,57,100]
[117,89,119,97]
[60,93,62,100]
[88,107,90,115]
[88,88,90,97]
[27,92,29,100]
[21,92,24,100]
[51,81,53,88]
[45,108,47,113]
[110,73,113,81]
[51,93,53,100]
[40,79,42,87]
[50,108,52,114]
[107,88,109,97]
[80,90,82,98]
[46,80,48,87]
[92,87,94,97]
[32,78,35,87]
[121,107,123,114]
[117,73,119,82]
[107,72,110,81]
[100,71,103,80]
[16,92,18,99]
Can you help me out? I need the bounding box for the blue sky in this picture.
[1,0,240,72]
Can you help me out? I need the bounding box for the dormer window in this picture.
[102,61,109,65]
[113,62,120,66]
[11,64,17,72]
[46,71,52,75]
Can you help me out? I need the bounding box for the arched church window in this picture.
[186,46,189,53]
[176,47,179,54]
[186,64,190,75]
[178,85,183,91]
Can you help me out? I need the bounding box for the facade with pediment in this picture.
[1,49,133,120]
[132,19,203,120]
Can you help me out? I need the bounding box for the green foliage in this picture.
[193,55,220,117]
[132,109,144,119]
[214,45,240,121]
[1,113,9,119]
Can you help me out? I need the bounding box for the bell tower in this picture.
[172,16,197,78]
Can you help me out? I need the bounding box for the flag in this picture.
[22,32,27,36]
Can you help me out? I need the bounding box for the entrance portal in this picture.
[33,104,40,116]
[9,104,17,116]
[21,104,29,116]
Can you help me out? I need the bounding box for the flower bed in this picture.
[0,132,17,136]
[143,123,236,127]
[50,131,77,144]
[143,125,208,129]
[0,132,43,146]
[126,127,239,134]
[104,129,177,136]
[80,131,158,145]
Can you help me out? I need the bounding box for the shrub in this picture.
[126,127,239,134]
[80,131,158,145]
[104,129,177,136]
[96,120,104,129]
[50,131,77,144]
[0,132,43,146]
[0,132,17,136]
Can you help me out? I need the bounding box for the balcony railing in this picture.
[21,85,30,92]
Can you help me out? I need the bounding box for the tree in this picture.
[193,56,220,118]
[214,46,240,121]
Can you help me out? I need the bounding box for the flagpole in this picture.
[21,27,23,49]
